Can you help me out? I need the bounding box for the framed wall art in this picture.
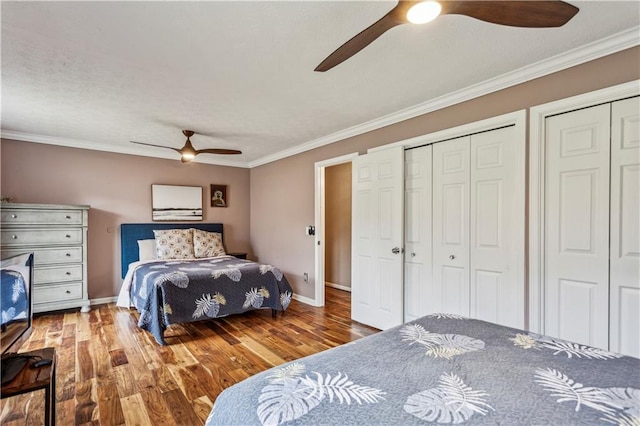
[151,184,203,221]
[210,185,227,207]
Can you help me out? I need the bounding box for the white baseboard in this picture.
[90,296,118,306]
[293,293,319,307]
[325,282,351,292]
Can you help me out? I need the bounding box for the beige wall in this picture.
[250,46,640,300]
[0,140,251,299]
[325,162,352,289]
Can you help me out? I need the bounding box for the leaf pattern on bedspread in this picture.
[243,287,270,309]
[154,271,189,289]
[535,368,640,423]
[428,313,466,320]
[212,267,242,282]
[193,293,227,319]
[512,334,622,360]
[2,307,16,324]
[259,265,283,281]
[404,373,494,424]
[257,362,385,425]
[400,324,485,359]
[280,291,292,310]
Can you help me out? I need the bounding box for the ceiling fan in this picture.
[315,0,579,72]
[131,130,242,163]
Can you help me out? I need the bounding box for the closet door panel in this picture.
[470,126,524,328]
[404,146,433,321]
[433,136,470,316]
[544,104,610,349]
[610,96,640,357]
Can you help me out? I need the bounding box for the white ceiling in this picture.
[2,1,639,168]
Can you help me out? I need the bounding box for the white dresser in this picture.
[1,203,90,313]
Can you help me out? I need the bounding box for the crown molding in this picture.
[248,26,640,168]
[0,130,249,168]
[3,27,638,169]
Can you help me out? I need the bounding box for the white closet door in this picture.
[470,126,524,328]
[404,146,433,322]
[610,97,640,357]
[352,147,404,330]
[433,136,470,316]
[544,104,610,349]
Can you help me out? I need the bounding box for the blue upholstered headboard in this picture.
[120,223,224,278]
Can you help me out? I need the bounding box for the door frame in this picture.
[528,80,639,334]
[313,152,359,307]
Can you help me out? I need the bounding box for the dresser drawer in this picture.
[34,264,83,284]
[1,209,83,226]
[34,282,83,304]
[2,247,83,266]
[1,228,83,247]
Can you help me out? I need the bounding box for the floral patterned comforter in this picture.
[128,256,293,345]
[207,315,640,425]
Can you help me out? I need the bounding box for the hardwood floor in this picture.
[1,287,376,425]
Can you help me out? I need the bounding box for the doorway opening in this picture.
[314,153,358,306]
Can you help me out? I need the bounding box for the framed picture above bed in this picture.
[151,184,203,221]
[210,184,227,207]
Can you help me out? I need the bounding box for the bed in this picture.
[207,314,640,425]
[117,223,293,345]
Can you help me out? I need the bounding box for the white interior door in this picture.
[470,126,525,328]
[404,146,433,322]
[352,147,404,329]
[544,104,610,349]
[432,136,470,316]
[609,96,640,357]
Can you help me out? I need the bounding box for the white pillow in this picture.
[137,239,157,261]
[192,229,226,258]
[153,229,195,260]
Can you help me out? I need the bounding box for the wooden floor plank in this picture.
[2,287,377,425]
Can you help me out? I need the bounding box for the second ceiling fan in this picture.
[315,0,579,72]
[131,130,242,163]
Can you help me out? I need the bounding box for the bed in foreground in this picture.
[207,314,640,425]
[117,223,293,345]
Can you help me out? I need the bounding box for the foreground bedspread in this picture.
[129,256,293,345]
[207,315,640,425]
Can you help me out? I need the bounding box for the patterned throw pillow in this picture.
[153,229,195,260]
[192,229,226,258]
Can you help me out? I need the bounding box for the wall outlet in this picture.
[303,272,308,282]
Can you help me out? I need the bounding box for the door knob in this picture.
[392,247,401,254]
[449,255,455,260]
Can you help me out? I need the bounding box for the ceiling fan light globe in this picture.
[181,153,195,160]
[407,1,442,24]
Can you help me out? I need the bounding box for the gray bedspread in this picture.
[129,256,293,345]
[207,314,640,425]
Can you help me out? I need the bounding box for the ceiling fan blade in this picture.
[196,148,243,155]
[442,1,579,28]
[315,1,417,72]
[130,140,181,153]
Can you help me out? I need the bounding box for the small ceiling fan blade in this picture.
[442,1,579,28]
[315,1,417,72]
[130,140,181,153]
[196,148,243,155]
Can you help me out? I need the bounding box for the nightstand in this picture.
[228,252,247,260]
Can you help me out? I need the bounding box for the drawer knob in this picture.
[66,272,71,275]
[11,214,17,219]
[66,215,71,219]
[11,235,17,239]
[65,234,71,238]
[66,253,71,257]
[449,255,455,260]
[66,290,71,294]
